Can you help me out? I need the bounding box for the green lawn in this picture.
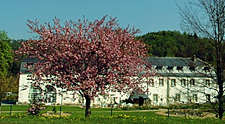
[0,105,224,124]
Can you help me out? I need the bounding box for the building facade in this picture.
[144,57,217,106]
[18,57,217,106]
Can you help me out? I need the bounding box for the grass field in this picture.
[0,105,224,124]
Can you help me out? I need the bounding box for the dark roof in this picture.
[22,58,39,63]
[146,57,216,78]
[157,73,215,78]
[146,57,206,67]
[129,92,148,99]
[20,58,38,74]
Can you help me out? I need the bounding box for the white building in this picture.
[143,57,217,106]
[18,59,129,106]
[18,57,217,106]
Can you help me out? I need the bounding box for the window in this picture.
[175,94,181,102]
[206,79,210,87]
[181,79,186,86]
[153,94,158,103]
[203,66,210,72]
[193,94,198,102]
[206,94,210,102]
[29,86,42,103]
[148,79,154,87]
[27,74,32,77]
[156,66,163,70]
[189,66,195,71]
[113,97,116,103]
[190,79,195,86]
[206,94,211,102]
[171,79,176,87]
[177,66,183,71]
[159,79,164,86]
[167,66,173,70]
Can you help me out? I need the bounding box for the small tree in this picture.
[17,16,151,117]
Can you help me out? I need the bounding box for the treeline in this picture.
[0,31,21,95]
[136,31,220,65]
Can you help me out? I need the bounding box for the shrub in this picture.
[27,104,41,115]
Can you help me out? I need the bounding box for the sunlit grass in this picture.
[0,105,224,124]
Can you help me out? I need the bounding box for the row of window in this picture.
[173,94,198,102]
[152,94,210,103]
[155,66,210,72]
[148,79,211,87]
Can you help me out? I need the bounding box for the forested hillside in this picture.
[136,31,219,64]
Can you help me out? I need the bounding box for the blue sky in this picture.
[0,0,183,40]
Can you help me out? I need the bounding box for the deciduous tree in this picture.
[0,31,14,107]
[0,31,13,77]
[17,16,151,117]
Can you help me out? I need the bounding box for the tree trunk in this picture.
[84,95,91,118]
[218,85,224,120]
[216,49,224,119]
[0,92,2,114]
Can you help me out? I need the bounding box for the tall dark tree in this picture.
[9,40,23,75]
[178,0,225,119]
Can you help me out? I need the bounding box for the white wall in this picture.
[18,64,218,106]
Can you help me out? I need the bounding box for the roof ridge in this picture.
[148,56,189,59]
[146,56,207,67]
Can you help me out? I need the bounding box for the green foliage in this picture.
[136,31,216,64]
[0,107,224,124]
[0,75,19,94]
[0,31,13,102]
[0,31,19,99]
[2,94,17,101]
[8,40,23,75]
[0,31,13,77]
[0,105,29,111]
[0,31,10,42]
[0,31,23,76]
[9,39,22,51]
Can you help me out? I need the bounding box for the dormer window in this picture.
[189,66,195,71]
[177,66,183,71]
[203,67,210,72]
[167,66,173,70]
[156,66,163,70]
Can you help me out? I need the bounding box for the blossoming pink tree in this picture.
[17,16,151,117]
